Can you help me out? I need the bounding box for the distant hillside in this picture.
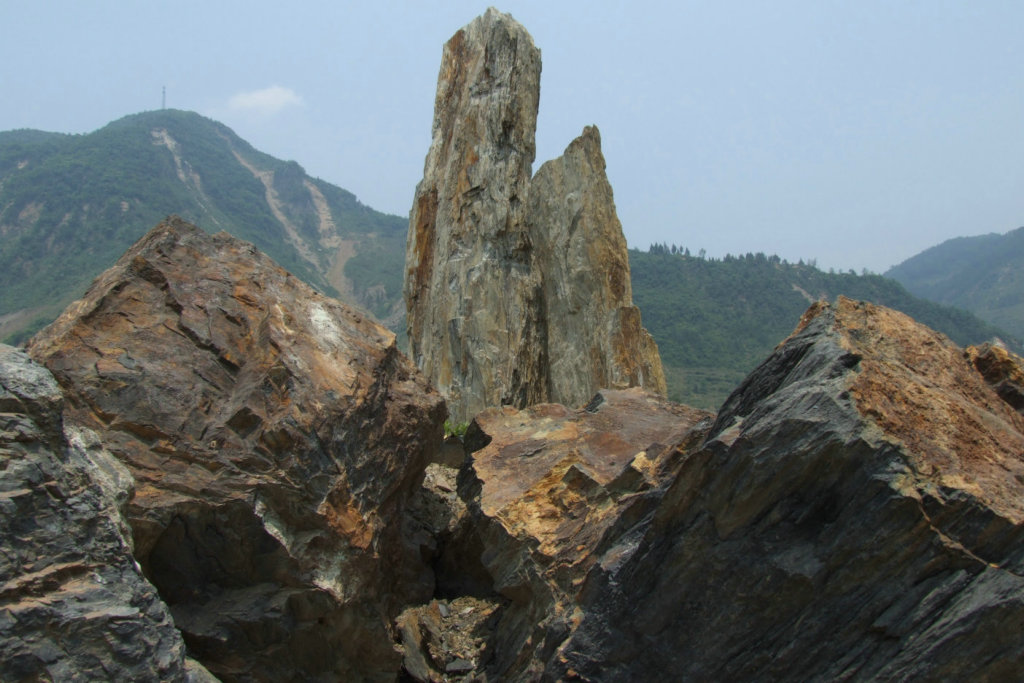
[0,110,406,343]
[5,111,1012,415]
[631,248,1019,410]
[886,227,1024,340]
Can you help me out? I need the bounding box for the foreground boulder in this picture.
[0,345,202,681]
[27,217,446,680]
[547,298,1024,680]
[405,9,664,423]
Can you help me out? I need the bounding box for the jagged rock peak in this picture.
[530,125,667,406]
[28,216,446,680]
[550,297,1024,680]
[418,297,1024,680]
[405,10,665,423]
[405,7,544,424]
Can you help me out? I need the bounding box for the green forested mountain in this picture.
[632,248,1019,409]
[0,110,406,343]
[3,110,1011,415]
[886,227,1024,340]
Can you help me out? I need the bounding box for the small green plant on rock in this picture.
[443,419,469,439]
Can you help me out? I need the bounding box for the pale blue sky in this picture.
[3,1,1022,272]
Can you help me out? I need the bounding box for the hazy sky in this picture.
[3,1,1022,273]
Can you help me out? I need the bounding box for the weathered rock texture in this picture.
[967,341,1024,415]
[409,298,1024,680]
[27,216,447,681]
[544,298,1024,680]
[529,127,665,407]
[0,345,197,681]
[405,9,664,423]
[404,8,544,423]
[441,389,713,679]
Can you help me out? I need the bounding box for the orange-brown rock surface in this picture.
[395,296,1024,681]
[27,216,446,681]
[405,9,665,424]
[424,389,713,679]
[545,297,1024,680]
[967,341,1024,415]
[14,212,1024,682]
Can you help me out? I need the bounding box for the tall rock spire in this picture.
[405,9,666,422]
[529,126,666,407]
[405,8,545,422]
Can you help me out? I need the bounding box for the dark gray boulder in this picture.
[0,344,199,681]
[550,298,1024,680]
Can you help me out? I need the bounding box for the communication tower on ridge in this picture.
[162,86,166,110]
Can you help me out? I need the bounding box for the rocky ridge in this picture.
[405,8,665,423]
[4,9,1024,681]
[26,216,446,681]
[0,110,407,345]
[545,297,1024,680]
[392,298,1024,680]
[4,212,1024,680]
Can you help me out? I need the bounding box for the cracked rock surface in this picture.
[405,8,664,424]
[27,217,447,681]
[549,298,1024,681]
[0,344,203,681]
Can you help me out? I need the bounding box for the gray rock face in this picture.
[529,127,666,407]
[547,298,1024,680]
[405,8,544,423]
[399,297,1024,680]
[405,9,665,423]
[0,345,194,682]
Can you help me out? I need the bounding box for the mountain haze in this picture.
[0,110,406,343]
[886,226,1024,340]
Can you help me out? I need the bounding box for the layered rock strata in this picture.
[544,298,1024,680]
[529,127,665,407]
[405,9,664,423]
[0,345,201,681]
[404,8,545,423]
[27,217,447,681]
[414,298,1024,680]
